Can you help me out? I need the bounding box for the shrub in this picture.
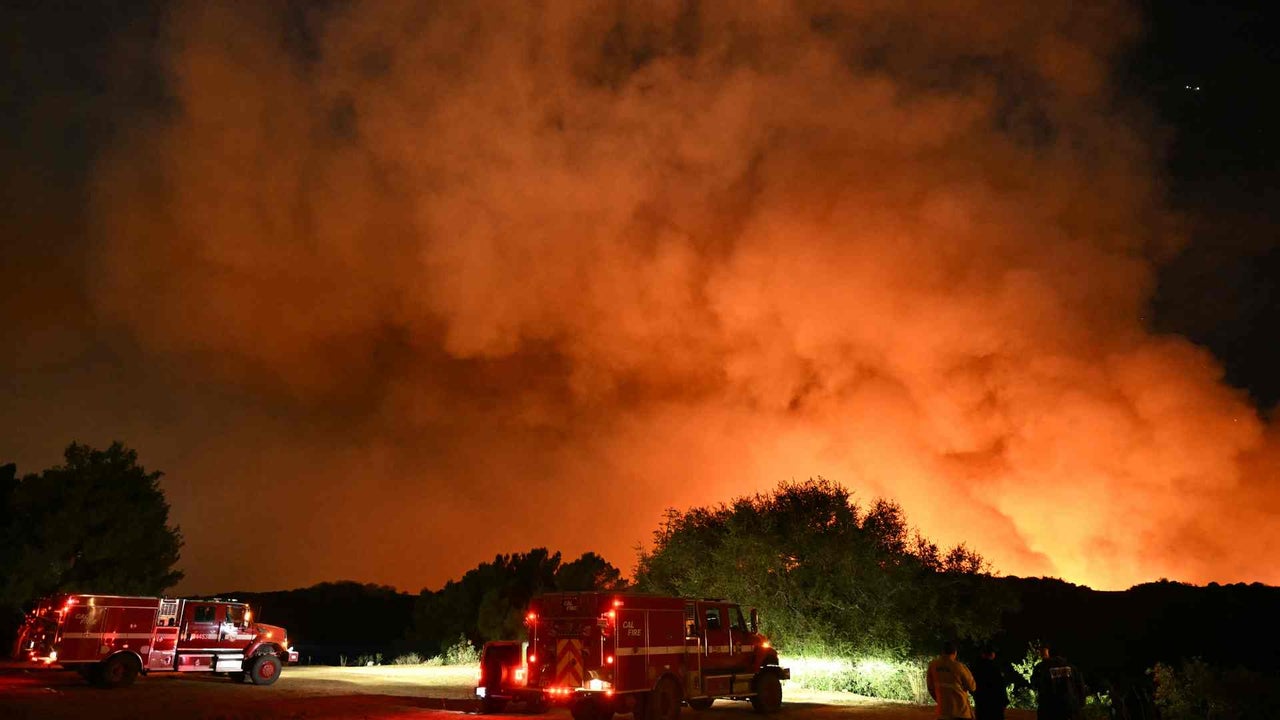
[440,634,480,665]
[1152,659,1280,720]
[391,652,425,665]
[1008,644,1040,710]
[789,652,929,703]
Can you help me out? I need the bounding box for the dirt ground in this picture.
[0,662,1036,720]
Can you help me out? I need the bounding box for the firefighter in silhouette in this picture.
[971,646,1009,720]
[927,641,977,719]
[1030,644,1085,720]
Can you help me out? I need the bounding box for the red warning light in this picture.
[606,655,614,664]
[529,654,537,663]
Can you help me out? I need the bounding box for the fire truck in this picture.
[476,592,789,720]
[13,593,299,688]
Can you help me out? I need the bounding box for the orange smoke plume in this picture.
[85,1,1278,591]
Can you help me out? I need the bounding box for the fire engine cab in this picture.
[476,592,789,720]
[13,594,299,688]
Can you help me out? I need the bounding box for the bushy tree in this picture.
[635,478,1011,657]
[408,548,627,652]
[556,551,627,591]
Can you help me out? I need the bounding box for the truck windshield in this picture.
[225,606,246,627]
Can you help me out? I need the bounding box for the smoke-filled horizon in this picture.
[4,1,1278,594]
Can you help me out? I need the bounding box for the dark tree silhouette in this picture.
[1,442,184,610]
[407,548,626,653]
[555,551,627,592]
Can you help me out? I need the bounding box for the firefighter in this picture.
[927,641,977,720]
[971,646,1009,720]
[1030,644,1085,720]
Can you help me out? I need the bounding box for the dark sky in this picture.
[2,1,1278,594]
[1134,0,1280,407]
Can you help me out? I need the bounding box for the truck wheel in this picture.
[96,654,140,688]
[526,696,549,714]
[686,699,714,711]
[248,654,282,686]
[750,672,782,714]
[646,678,682,720]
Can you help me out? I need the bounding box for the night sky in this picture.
[2,1,1278,594]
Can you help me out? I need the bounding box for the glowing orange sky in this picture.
[4,1,1278,594]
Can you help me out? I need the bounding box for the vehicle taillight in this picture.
[606,655,614,664]
[529,654,537,663]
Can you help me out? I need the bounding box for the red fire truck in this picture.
[13,593,299,688]
[476,592,789,720]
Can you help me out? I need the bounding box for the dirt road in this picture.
[0,663,1035,720]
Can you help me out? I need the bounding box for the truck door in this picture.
[683,602,704,696]
[181,602,220,647]
[699,602,732,673]
[725,605,756,671]
[214,604,255,651]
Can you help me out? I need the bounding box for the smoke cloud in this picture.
[66,0,1280,591]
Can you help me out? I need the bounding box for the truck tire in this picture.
[645,678,682,720]
[750,671,782,714]
[248,654,282,686]
[526,696,549,714]
[95,654,140,688]
[686,698,714,711]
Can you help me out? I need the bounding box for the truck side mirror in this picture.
[749,608,759,633]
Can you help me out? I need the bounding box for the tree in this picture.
[555,551,627,592]
[407,548,627,653]
[0,442,184,610]
[635,478,1011,657]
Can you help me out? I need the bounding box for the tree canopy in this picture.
[635,478,1011,657]
[0,442,184,610]
[408,548,627,652]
